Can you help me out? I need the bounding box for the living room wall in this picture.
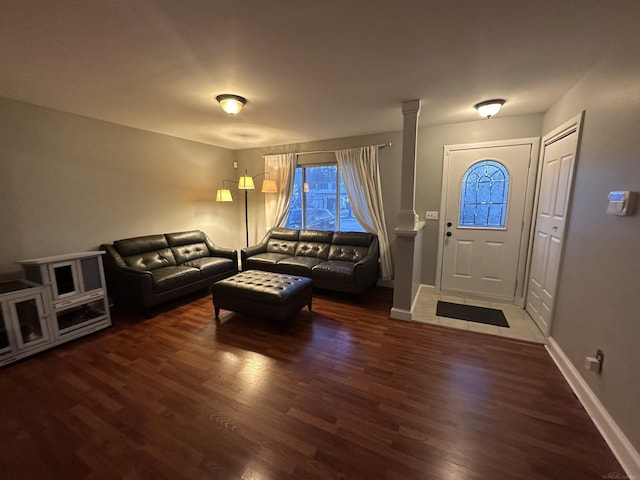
[541,33,640,455]
[0,96,542,286]
[234,113,543,286]
[233,131,403,253]
[415,114,543,284]
[0,98,240,280]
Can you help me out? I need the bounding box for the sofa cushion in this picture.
[115,234,169,256]
[123,248,177,271]
[182,257,235,279]
[332,231,373,247]
[295,241,331,260]
[277,256,323,277]
[328,245,369,263]
[270,227,300,241]
[171,242,209,264]
[151,266,200,293]
[266,239,297,256]
[166,230,207,246]
[312,260,357,284]
[299,230,333,243]
[246,252,290,269]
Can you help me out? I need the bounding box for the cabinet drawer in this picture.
[55,290,104,311]
[55,298,107,335]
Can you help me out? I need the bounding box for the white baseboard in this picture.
[546,337,640,480]
[390,307,412,321]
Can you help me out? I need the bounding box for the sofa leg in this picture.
[307,299,312,311]
[214,306,220,320]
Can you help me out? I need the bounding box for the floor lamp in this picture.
[216,171,278,247]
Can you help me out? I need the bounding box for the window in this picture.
[459,160,510,228]
[285,165,365,232]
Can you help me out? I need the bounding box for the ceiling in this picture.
[1,1,638,150]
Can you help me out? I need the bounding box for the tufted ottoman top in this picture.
[212,270,312,306]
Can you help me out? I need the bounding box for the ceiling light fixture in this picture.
[216,94,247,115]
[474,99,505,119]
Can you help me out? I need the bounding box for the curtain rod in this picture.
[263,142,391,157]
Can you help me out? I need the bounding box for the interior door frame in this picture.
[523,112,584,333]
[436,137,540,304]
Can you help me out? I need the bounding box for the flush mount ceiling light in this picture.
[474,99,505,119]
[215,94,247,115]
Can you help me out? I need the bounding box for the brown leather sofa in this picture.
[241,228,379,295]
[102,230,237,314]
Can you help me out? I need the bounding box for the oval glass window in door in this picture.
[459,160,510,228]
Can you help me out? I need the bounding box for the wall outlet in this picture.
[425,211,439,220]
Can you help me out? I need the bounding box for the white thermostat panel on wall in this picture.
[607,191,636,216]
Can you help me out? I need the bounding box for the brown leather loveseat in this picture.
[102,230,237,314]
[241,228,379,295]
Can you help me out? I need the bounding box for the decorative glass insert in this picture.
[459,160,510,228]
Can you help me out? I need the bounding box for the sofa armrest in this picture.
[241,238,269,270]
[101,244,154,310]
[352,237,380,286]
[354,250,378,272]
[203,236,237,262]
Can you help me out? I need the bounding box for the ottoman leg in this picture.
[214,306,220,320]
[308,299,312,311]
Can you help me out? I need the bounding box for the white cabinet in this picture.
[0,281,52,366]
[0,252,112,367]
[20,251,112,345]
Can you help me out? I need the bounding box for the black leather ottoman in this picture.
[212,271,312,326]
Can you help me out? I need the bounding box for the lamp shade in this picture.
[238,175,255,190]
[215,94,247,115]
[474,99,505,119]
[261,179,278,193]
[215,189,233,202]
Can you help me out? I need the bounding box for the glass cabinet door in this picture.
[49,261,80,299]
[0,305,12,354]
[10,295,49,348]
[56,298,106,335]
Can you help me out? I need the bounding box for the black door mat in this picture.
[436,301,509,328]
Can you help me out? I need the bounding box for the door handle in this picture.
[446,232,452,237]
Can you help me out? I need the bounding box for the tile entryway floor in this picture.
[412,288,546,344]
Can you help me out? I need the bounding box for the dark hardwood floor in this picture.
[0,287,623,479]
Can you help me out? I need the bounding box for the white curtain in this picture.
[335,146,393,281]
[264,153,296,233]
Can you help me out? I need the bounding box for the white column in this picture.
[397,99,421,230]
[391,99,425,321]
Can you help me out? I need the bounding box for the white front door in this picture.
[526,114,582,335]
[439,140,536,300]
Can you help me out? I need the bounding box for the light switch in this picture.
[425,211,439,220]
